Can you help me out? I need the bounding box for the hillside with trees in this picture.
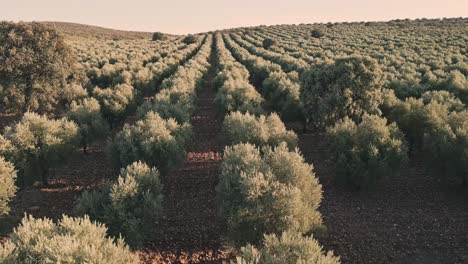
[1,17,467,264]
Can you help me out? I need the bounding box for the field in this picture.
[0,19,467,263]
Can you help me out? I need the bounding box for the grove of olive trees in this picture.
[1,17,467,264]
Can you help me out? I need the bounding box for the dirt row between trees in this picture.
[137,42,231,263]
[291,130,468,264]
[1,40,231,263]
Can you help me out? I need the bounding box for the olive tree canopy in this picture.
[0,22,78,113]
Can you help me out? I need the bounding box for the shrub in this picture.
[262,38,276,49]
[183,34,197,44]
[218,143,322,245]
[386,98,428,151]
[387,93,463,152]
[262,71,302,122]
[421,90,465,112]
[0,112,79,186]
[137,90,194,123]
[300,56,385,129]
[215,79,264,114]
[0,22,78,114]
[67,97,110,154]
[326,115,408,189]
[76,161,163,247]
[423,110,468,192]
[152,32,166,41]
[444,70,468,104]
[93,83,135,127]
[311,29,324,38]
[61,83,88,105]
[0,215,139,263]
[236,232,340,264]
[380,88,400,116]
[110,111,190,174]
[0,157,16,216]
[223,111,297,149]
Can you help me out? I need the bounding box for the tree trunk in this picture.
[23,76,34,113]
[41,169,49,187]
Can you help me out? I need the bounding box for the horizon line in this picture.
[3,15,467,35]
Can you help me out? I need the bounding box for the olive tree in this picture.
[326,115,408,189]
[423,110,468,192]
[93,83,135,127]
[109,111,191,174]
[182,35,197,44]
[0,215,139,263]
[311,29,324,38]
[152,32,166,41]
[67,98,110,154]
[76,161,163,247]
[0,112,79,186]
[218,143,323,245]
[262,38,276,49]
[236,232,340,264]
[215,78,264,115]
[0,157,16,216]
[223,111,297,149]
[300,56,385,129]
[0,22,78,114]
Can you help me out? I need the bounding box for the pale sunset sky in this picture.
[1,0,467,34]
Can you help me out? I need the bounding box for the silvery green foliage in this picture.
[67,97,110,153]
[110,111,191,174]
[214,33,264,115]
[76,161,163,247]
[218,143,322,245]
[230,32,308,73]
[137,91,193,124]
[0,22,78,114]
[0,215,139,263]
[387,91,465,151]
[222,34,303,122]
[61,83,88,105]
[226,32,304,122]
[384,90,468,191]
[223,111,297,149]
[0,112,79,186]
[0,157,16,216]
[138,34,212,123]
[423,110,468,193]
[421,90,465,112]
[301,56,385,129]
[326,114,408,189]
[93,83,135,125]
[77,34,201,95]
[386,97,428,150]
[262,71,303,122]
[235,232,340,264]
[215,77,264,114]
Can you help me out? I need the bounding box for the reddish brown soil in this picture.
[0,43,231,263]
[137,46,232,263]
[292,130,468,264]
[0,142,116,236]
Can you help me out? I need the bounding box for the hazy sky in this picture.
[1,0,467,34]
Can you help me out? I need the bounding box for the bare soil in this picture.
[136,45,232,263]
[292,130,468,264]
[0,142,116,236]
